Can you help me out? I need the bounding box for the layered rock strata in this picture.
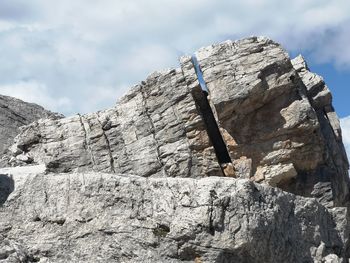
[7,37,349,208]
[6,70,221,178]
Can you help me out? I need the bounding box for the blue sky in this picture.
[0,0,349,159]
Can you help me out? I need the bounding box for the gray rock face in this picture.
[7,37,349,208]
[6,69,221,178]
[291,55,350,207]
[0,95,62,158]
[0,166,349,263]
[185,37,350,207]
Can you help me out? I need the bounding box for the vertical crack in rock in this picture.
[191,56,233,176]
[208,189,218,235]
[140,84,168,177]
[78,114,97,168]
[95,114,116,173]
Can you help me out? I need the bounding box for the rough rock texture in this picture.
[0,37,349,262]
[182,37,350,207]
[7,37,349,208]
[0,166,349,263]
[291,55,350,207]
[6,69,221,178]
[0,95,62,157]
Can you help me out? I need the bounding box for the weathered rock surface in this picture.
[291,55,350,207]
[0,95,62,157]
[182,37,350,207]
[7,37,349,208]
[0,166,349,263]
[6,70,220,178]
[0,36,349,262]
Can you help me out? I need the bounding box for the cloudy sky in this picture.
[0,0,349,159]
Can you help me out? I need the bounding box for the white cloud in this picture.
[0,0,349,115]
[340,116,350,162]
[0,81,72,113]
[0,20,14,32]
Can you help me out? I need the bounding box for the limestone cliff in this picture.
[0,36,349,262]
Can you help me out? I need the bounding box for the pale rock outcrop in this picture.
[7,70,221,178]
[0,166,349,263]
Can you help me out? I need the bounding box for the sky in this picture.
[0,0,349,160]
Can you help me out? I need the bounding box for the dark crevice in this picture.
[0,174,14,206]
[78,114,97,169]
[191,56,232,171]
[95,114,116,173]
[208,190,218,235]
[153,224,170,237]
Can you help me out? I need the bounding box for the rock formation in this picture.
[0,95,62,163]
[7,37,349,208]
[0,165,349,262]
[0,36,349,262]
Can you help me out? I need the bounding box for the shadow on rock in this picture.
[0,174,14,206]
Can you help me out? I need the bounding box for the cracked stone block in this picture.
[192,37,350,207]
[4,36,350,208]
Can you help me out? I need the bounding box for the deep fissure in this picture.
[95,114,116,173]
[190,55,233,170]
